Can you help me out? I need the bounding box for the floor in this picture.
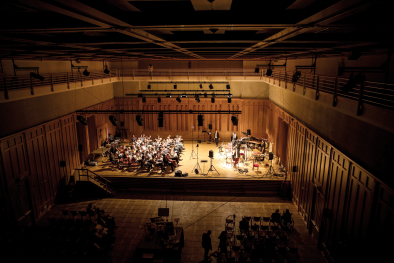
[88,141,285,180]
[40,193,327,263]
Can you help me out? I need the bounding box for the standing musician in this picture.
[231,132,237,147]
[214,130,220,147]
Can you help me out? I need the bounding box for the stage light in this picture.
[83,69,90,76]
[231,116,238,126]
[157,97,161,103]
[77,115,88,125]
[204,93,208,98]
[209,84,213,89]
[174,84,177,89]
[195,95,200,103]
[228,94,232,98]
[104,66,110,74]
[292,71,301,82]
[166,93,172,97]
[228,97,232,103]
[198,115,204,126]
[341,72,365,93]
[211,97,215,103]
[142,97,146,103]
[136,115,143,126]
[181,93,187,98]
[266,68,272,76]
[226,84,230,89]
[199,84,203,89]
[109,115,118,126]
[30,72,44,81]
[147,84,151,89]
[255,67,259,73]
[176,97,181,103]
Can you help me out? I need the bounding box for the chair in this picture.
[252,159,259,171]
[232,158,239,168]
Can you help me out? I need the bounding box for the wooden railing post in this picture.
[357,81,364,116]
[332,78,338,107]
[279,71,281,87]
[50,73,54,92]
[315,75,319,100]
[66,73,70,89]
[303,74,306,95]
[3,76,9,99]
[30,74,34,95]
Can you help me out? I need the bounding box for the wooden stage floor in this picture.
[89,141,287,181]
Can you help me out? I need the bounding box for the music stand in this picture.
[190,126,197,159]
[264,153,276,178]
[192,144,203,175]
[207,156,220,176]
[207,131,212,144]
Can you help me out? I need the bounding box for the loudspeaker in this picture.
[269,152,273,160]
[209,124,212,130]
[198,114,204,126]
[255,67,259,73]
[266,68,273,76]
[78,144,83,152]
[120,122,124,127]
[175,170,183,177]
[109,115,118,126]
[136,115,143,126]
[158,208,169,217]
[60,161,66,167]
[158,118,163,127]
[292,71,301,83]
[247,129,251,135]
[182,173,188,177]
[209,150,214,158]
[77,115,88,125]
[194,169,199,174]
[292,166,297,172]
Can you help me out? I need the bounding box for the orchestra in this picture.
[105,134,185,173]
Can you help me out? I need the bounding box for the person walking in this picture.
[218,231,228,259]
[202,230,212,261]
[214,130,220,147]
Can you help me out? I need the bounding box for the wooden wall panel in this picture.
[287,119,297,191]
[61,114,79,178]
[0,134,29,187]
[314,137,332,196]
[87,115,98,153]
[344,163,375,238]
[25,126,53,219]
[44,120,65,189]
[374,184,394,233]
[293,123,306,207]
[322,149,351,257]
[300,129,317,224]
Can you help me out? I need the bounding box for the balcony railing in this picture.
[1,68,393,113]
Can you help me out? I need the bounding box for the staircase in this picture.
[74,168,115,198]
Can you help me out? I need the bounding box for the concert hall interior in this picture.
[1,1,394,263]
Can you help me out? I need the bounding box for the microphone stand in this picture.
[190,126,197,159]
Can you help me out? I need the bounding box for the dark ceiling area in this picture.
[0,0,393,61]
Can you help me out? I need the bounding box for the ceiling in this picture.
[0,0,393,61]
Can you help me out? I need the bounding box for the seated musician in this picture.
[165,154,177,172]
[108,133,114,142]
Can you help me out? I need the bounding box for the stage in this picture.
[85,142,290,196]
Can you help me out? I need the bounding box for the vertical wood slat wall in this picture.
[0,113,79,231]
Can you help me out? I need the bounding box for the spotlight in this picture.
[104,66,110,74]
[199,84,203,89]
[228,97,232,103]
[30,72,44,81]
[142,97,146,103]
[231,116,238,126]
[198,114,204,126]
[266,68,272,76]
[109,115,118,126]
[211,97,215,103]
[209,84,213,89]
[166,93,172,98]
[174,84,177,89]
[181,93,187,98]
[203,93,208,98]
[226,84,230,89]
[176,97,181,103]
[157,97,161,103]
[292,71,301,83]
[83,69,90,76]
[195,95,200,103]
[138,93,143,97]
[136,115,143,126]
[255,67,259,73]
[228,94,232,98]
[147,84,151,89]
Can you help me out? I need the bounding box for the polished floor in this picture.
[41,194,327,263]
[89,141,286,180]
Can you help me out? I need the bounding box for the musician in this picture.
[231,132,237,147]
[108,133,114,142]
[214,130,220,147]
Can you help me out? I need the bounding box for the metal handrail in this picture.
[75,168,111,194]
[1,67,393,112]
